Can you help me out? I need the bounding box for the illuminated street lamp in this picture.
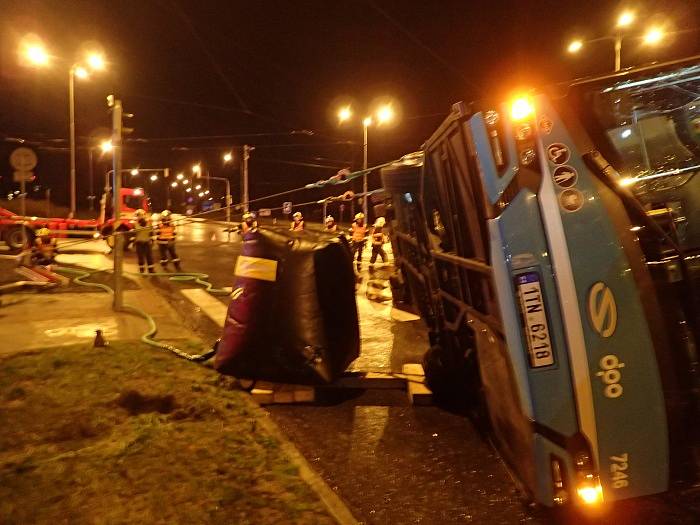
[338,106,352,123]
[192,164,201,176]
[223,152,233,163]
[617,10,636,28]
[20,37,110,217]
[185,187,192,193]
[23,43,50,66]
[566,11,671,72]
[150,174,158,182]
[171,181,178,188]
[100,139,113,153]
[337,102,397,217]
[198,191,205,197]
[130,168,139,176]
[643,26,665,45]
[176,172,184,180]
[182,179,189,185]
[195,184,202,190]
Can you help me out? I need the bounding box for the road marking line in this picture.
[180,288,227,327]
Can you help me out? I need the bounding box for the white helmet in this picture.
[325,215,335,224]
[293,212,302,220]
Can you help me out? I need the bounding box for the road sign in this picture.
[282,201,292,214]
[258,208,272,217]
[10,148,37,171]
[13,171,35,183]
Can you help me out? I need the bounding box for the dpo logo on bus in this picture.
[588,282,624,399]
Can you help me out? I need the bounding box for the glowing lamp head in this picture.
[130,168,139,176]
[192,164,201,175]
[100,140,113,153]
[643,27,665,45]
[616,11,635,28]
[511,97,534,121]
[171,181,178,188]
[568,40,583,54]
[24,43,50,66]
[86,53,106,71]
[74,66,90,79]
[376,105,395,124]
[223,152,233,163]
[150,174,158,182]
[363,116,373,127]
[338,106,352,123]
[176,173,184,180]
[132,188,144,196]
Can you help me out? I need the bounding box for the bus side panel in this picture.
[535,96,669,500]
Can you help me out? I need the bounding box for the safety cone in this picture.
[94,329,107,348]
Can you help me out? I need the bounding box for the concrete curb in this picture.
[254,411,360,525]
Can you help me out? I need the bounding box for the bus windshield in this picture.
[579,63,699,183]
[575,62,700,252]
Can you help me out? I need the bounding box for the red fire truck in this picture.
[0,187,149,251]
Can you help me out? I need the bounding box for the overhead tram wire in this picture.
[365,0,478,94]
[49,157,399,251]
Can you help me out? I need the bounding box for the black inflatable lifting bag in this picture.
[214,228,360,384]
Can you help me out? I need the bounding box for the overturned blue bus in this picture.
[381,56,700,509]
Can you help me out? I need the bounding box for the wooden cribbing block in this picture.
[332,372,406,390]
[402,363,433,406]
[250,382,315,405]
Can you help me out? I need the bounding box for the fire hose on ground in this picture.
[53,266,221,362]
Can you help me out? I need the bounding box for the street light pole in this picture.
[362,120,369,218]
[242,145,251,212]
[111,97,124,311]
[614,35,622,72]
[69,66,77,218]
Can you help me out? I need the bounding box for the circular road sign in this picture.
[10,147,38,171]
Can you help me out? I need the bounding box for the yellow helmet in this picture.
[37,227,50,237]
[293,212,302,220]
[354,212,365,220]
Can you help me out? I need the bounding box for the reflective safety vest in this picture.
[371,227,384,246]
[157,224,176,243]
[134,223,153,243]
[351,222,367,242]
[290,220,304,231]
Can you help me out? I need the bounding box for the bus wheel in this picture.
[4,225,34,251]
[423,345,473,406]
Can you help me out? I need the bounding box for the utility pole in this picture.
[242,145,251,212]
[110,96,124,311]
[362,120,369,218]
[69,67,77,218]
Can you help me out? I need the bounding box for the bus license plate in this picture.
[516,273,554,368]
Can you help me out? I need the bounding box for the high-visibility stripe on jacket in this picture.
[157,224,176,242]
[351,222,367,242]
[290,220,304,231]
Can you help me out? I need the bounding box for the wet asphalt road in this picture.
[141,218,700,525]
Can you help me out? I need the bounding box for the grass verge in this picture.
[0,342,335,525]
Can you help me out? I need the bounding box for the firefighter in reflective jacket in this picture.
[133,210,155,273]
[290,211,305,231]
[349,212,367,265]
[369,217,388,266]
[324,215,337,232]
[156,210,181,270]
[32,228,57,266]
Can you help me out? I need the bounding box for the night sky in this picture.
[1,0,698,215]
